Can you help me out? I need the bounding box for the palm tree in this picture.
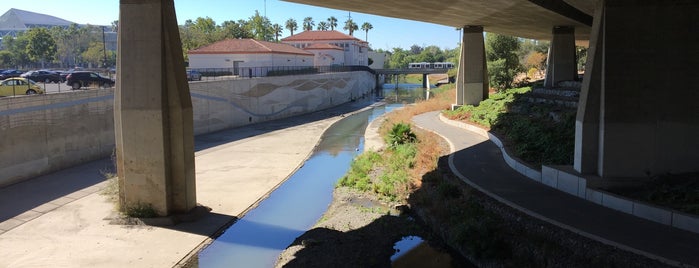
[361,22,373,42]
[327,16,338,31]
[317,21,329,31]
[343,19,358,36]
[272,23,283,42]
[302,17,314,31]
[285,18,298,36]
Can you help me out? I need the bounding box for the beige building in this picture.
[187,39,314,76]
[282,30,369,66]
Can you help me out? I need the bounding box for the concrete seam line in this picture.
[412,116,686,268]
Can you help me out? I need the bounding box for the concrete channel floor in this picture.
[413,111,699,267]
[0,99,380,268]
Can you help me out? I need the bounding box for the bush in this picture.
[386,122,417,148]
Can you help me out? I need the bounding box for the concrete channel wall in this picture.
[0,71,375,187]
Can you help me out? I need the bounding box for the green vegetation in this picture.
[609,173,699,215]
[486,33,521,91]
[386,122,417,148]
[338,123,419,201]
[444,86,575,166]
[124,202,158,218]
[444,87,530,128]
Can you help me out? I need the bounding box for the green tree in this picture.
[3,33,30,68]
[248,11,273,41]
[344,19,358,36]
[409,44,423,55]
[302,17,314,31]
[327,16,338,30]
[285,18,298,36]
[272,23,283,42]
[361,22,373,42]
[220,20,252,39]
[81,41,114,68]
[317,21,329,31]
[485,33,521,91]
[25,28,57,68]
[416,45,445,63]
[111,20,119,32]
[0,51,14,68]
[192,17,217,34]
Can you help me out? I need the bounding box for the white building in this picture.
[282,30,369,66]
[368,51,386,69]
[188,39,314,76]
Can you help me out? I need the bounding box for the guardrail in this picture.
[187,65,376,81]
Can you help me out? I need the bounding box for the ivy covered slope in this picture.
[444,86,576,167]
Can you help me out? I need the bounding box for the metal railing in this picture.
[187,65,376,81]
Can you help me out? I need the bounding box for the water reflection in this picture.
[391,236,460,268]
[194,104,398,268]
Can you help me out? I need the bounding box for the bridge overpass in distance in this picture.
[374,68,451,88]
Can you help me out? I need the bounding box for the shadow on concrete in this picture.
[0,97,377,225]
[0,158,114,223]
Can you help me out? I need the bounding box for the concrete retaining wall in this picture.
[0,71,375,187]
[0,90,115,187]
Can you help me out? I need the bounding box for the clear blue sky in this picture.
[6,0,461,51]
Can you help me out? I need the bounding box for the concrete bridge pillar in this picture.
[544,26,577,88]
[115,0,196,216]
[453,26,488,108]
[574,0,699,180]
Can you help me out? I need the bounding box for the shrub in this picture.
[386,122,417,148]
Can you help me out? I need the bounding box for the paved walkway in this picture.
[413,111,699,267]
[0,100,377,268]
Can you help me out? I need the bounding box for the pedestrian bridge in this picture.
[373,68,451,75]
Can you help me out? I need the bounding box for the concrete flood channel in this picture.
[186,85,463,267]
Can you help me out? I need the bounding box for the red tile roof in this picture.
[188,39,313,56]
[304,43,344,50]
[281,30,360,42]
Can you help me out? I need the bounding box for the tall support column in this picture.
[115,0,196,216]
[544,26,576,88]
[574,0,699,179]
[453,26,488,108]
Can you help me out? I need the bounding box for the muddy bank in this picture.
[274,187,466,268]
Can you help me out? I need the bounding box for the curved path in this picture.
[412,111,699,267]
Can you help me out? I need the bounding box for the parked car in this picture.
[0,69,23,80]
[0,77,44,96]
[66,71,115,90]
[21,70,61,83]
[58,68,83,82]
[186,70,202,81]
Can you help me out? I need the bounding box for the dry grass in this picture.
[380,84,455,191]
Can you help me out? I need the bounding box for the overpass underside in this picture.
[284,0,699,183]
[114,0,698,215]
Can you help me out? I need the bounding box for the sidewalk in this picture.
[413,111,699,267]
[0,100,375,268]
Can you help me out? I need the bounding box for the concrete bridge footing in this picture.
[453,26,488,108]
[544,26,577,88]
[115,0,196,216]
[574,0,699,180]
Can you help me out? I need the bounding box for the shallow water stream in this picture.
[187,84,463,267]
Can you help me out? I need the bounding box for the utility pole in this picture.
[102,26,108,69]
